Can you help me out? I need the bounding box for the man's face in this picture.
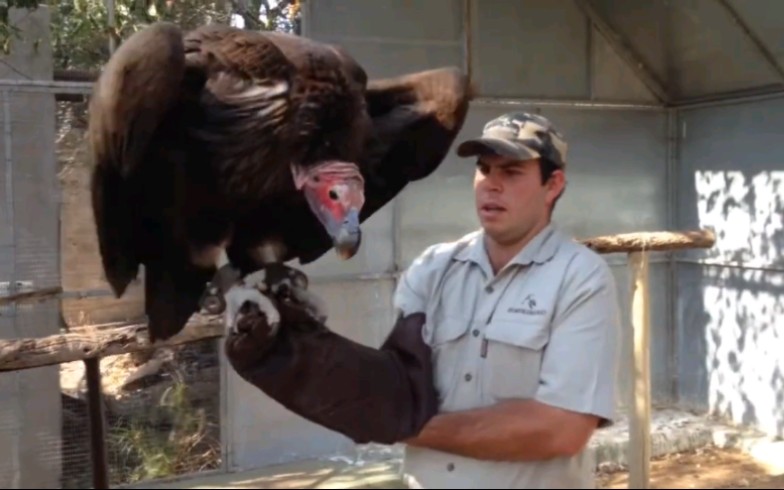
[473,154,564,246]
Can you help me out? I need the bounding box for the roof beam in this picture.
[714,0,784,85]
[573,0,671,105]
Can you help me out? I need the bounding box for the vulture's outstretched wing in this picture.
[296,67,475,264]
[360,67,474,220]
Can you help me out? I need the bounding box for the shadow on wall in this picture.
[677,168,784,439]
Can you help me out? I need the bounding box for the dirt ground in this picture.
[597,445,784,489]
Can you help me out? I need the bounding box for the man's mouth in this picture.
[480,203,506,213]
[479,203,507,220]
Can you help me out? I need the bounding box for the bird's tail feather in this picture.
[88,22,186,297]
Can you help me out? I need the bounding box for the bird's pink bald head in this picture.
[291,161,365,259]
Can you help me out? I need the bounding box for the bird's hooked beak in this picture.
[292,162,365,260]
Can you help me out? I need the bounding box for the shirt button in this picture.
[464,373,472,382]
[472,329,480,337]
[447,463,455,471]
[485,285,494,293]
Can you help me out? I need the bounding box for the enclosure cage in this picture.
[0,0,782,488]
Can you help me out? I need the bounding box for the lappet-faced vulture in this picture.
[88,22,474,342]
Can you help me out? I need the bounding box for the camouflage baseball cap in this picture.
[456,112,568,168]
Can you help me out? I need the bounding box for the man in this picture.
[392,112,622,488]
[224,112,621,489]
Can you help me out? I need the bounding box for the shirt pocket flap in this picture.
[430,314,472,346]
[485,319,549,351]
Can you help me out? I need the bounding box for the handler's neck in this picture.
[484,221,549,275]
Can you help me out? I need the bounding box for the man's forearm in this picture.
[404,399,592,462]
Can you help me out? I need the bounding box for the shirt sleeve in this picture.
[534,251,622,428]
[393,243,442,317]
[393,266,428,317]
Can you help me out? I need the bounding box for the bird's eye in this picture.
[329,189,339,201]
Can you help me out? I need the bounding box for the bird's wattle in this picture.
[292,161,365,260]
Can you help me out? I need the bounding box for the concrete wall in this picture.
[0,5,62,489]
[226,0,678,471]
[675,97,784,438]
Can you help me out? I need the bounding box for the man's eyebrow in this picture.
[476,159,526,169]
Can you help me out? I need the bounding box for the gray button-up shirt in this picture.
[393,224,621,489]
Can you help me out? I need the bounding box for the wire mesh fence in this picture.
[0,73,225,490]
[1,336,224,489]
[58,338,223,488]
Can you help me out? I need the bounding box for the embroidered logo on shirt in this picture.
[507,294,547,316]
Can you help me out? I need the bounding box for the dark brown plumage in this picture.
[88,22,474,343]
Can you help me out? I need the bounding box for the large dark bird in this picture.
[88,22,473,343]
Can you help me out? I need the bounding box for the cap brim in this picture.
[456,137,541,161]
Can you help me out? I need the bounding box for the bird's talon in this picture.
[267,321,281,338]
[199,281,227,315]
[202,294,226,315]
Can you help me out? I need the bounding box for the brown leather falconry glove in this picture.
[223,265,438,445]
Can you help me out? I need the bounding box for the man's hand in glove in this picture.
[223,264,439,445]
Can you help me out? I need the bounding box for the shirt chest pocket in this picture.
[482,317,550,401]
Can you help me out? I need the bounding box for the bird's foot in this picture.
[243,263,328,325]
[223,283,281,337]
[202,262,326,334]
[200,263,242,315]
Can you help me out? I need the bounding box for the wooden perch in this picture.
[580,229,715,254]
[0,286,63,306]
[628,251,652,489]
[0,314,224,372]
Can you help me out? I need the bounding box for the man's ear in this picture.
[546,169,566,206]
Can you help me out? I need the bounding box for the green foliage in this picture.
[0,0,40,54]
[0,0,300,70]
[107,379,221,485]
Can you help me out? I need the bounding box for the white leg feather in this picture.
[223,284,280,336]
[290,286,328,324]
[217,248,230,268]
[242,269,268,292]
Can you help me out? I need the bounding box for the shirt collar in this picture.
[455,223,563,272]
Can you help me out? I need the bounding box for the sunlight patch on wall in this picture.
[702,267,784,438]
[694,170,784,268]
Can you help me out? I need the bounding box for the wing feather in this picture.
[295,67,475,264]
[88,22,186,296]
[183,25,297,165]
[358,67,475,222]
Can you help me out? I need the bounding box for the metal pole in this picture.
[106,0,116,54]
[85,357,110,489]
[473,96,665,111]
[2,83,22,490]
[3,89,14,283]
